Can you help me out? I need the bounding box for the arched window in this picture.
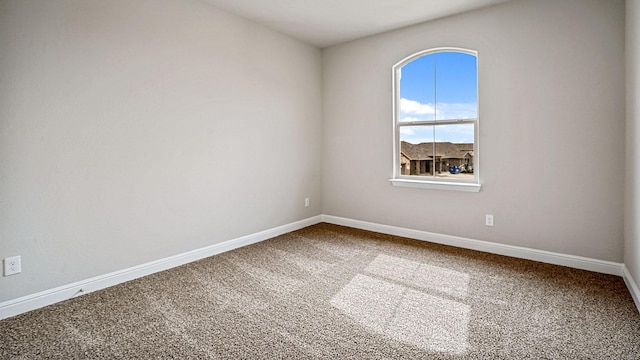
[391,48,480,191]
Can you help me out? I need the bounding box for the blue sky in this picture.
[399,51,477,144]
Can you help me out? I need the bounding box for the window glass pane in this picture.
[399,55,435,122]
[433,124,475,179]
[399,124,475,179]
[434,52,477,120]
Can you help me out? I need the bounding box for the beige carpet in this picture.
[1,223,639,359]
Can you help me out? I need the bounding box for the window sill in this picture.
[389,178,481,192]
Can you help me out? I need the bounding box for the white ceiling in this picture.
[201,0,511,48]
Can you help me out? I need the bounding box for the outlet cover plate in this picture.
[485,214,494,227]
[4,256,21,276]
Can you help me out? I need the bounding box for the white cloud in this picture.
[400,98,435,115]
[433,124,474,143]
[399,123,474,144]
[400,98,477,120]
[434,103,477,120]
[399,127,415,135]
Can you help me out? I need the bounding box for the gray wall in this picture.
[322,0,625,261]
[0,0,322,302]
[626,0,640,287]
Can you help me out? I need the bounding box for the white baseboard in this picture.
[0,215,323,320]
[622,265,640,313]
[2,214,635,320]
[322,215,624,276]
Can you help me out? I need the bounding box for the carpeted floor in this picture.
[1,223,639,359]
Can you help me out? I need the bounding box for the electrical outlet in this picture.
[305,197,310,207]
[485,214,494,227]
[4,256,21,276]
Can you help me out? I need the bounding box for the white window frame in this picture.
[390,47,481,192]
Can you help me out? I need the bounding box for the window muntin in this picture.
[393,48,478,186]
